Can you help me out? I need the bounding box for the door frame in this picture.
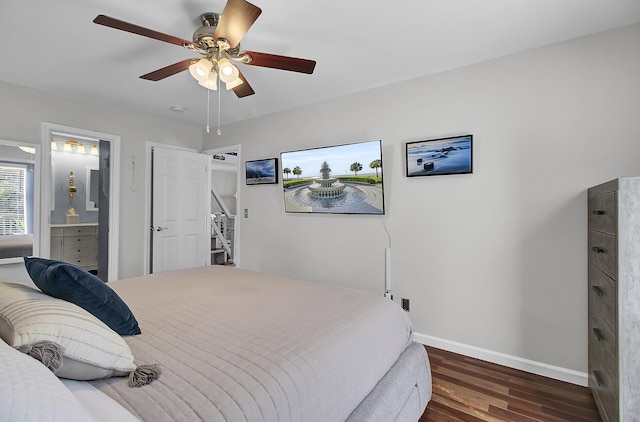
[201,144,241,267]
[40,123,120,280]
[143,142,200,275]
[0,138,41,265]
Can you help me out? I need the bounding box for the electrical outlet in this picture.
[244,209,248,218]
[401,298,410,312]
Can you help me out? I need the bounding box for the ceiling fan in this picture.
[93,0,316,98]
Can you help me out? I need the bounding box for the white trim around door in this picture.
[41,123,120,281]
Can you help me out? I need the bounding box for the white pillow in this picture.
[0,280,136,380]
[0,339,95,422]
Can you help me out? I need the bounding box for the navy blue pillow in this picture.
[24,257,141,336]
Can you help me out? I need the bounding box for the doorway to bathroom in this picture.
[41,123,120,281]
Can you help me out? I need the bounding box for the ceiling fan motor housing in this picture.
[193,13,237,54]
[193,13,219,48]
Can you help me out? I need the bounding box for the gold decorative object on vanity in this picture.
[587,177,640,422]
[68,171,77,203]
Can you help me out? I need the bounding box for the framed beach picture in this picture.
[406,134,473,177]
[245,158,278,185]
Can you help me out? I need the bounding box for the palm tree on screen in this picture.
[369,159,381,177]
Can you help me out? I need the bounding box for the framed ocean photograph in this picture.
[406,134,473,177]
[245,158,278,185]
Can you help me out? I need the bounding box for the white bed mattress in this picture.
[87,265,419,421]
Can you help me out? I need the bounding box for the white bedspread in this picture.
[90,266,414,422]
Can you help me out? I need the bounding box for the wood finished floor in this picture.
[419,346,602,422]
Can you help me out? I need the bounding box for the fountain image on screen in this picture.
[281,140,384,215]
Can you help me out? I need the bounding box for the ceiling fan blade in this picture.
[240,51,316,74]
[232,70,255,98]
[213,0,262,48]
[140,59,195,81]
[93,15,195,47]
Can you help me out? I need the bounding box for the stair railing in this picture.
[210,188,234,263]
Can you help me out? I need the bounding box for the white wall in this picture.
[203,23,640,374]
[0,81,203,282]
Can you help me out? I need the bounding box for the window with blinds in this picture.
[0,164,27,235]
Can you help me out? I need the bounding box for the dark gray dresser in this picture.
[587,177,640,422]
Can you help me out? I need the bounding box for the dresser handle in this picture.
[591,285,604,296]
[593,370,605,387]
[593,328,604,342]
[591,210,605,215]
[591,246,604,253]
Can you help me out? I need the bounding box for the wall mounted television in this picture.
[281,140,384,215]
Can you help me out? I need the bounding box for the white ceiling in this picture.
[1,1,639,129]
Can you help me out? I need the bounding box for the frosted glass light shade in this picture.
[217,58,240,83]
[224,77,243,90]
[18,146,36,154]
[189,59,213,82]
[198,70,218,91]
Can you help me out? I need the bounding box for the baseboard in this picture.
[413,332,588,387]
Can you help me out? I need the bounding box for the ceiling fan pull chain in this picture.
[217,83,222,136]
[206,85,211,133]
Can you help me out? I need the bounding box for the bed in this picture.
[0,233,33,259]
[0,264,431,421]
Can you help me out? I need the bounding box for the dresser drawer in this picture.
[62,243,97,257]
[62,234,97,247]
[589,308,617,379]
[588,264,617,331]
[588,230,617,279]
[589,339,618,422]
[62,225,97,236]
[63,254,97,268]
[588,192,616,235]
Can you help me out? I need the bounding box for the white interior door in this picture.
[151,147,210,273]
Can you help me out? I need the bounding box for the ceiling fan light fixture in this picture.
[198,70,219,90]
[189,58,213,82]
[18,146,36,154]
[225,77,244,90]
[217,58,240,83]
